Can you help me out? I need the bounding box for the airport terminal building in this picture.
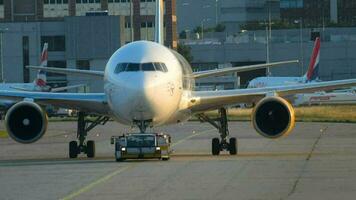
[0,0,355,92]
[0,0,178,92]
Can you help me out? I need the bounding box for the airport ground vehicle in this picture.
[55,108,77,117]
[111,133,171,161]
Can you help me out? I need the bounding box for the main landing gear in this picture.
[197,108,237,155]
[69,112,110,158]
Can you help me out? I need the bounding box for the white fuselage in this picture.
[104,41,192,127]
[294,91,356,106]
[247,76,305,88]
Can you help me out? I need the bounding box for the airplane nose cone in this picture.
[112,73,160,121]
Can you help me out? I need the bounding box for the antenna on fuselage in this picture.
[154,0,164,45]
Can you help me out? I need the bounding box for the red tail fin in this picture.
[35,43,48,87]
[40,43,48,67]
[306,37,320,82]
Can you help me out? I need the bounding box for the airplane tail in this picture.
[35,43,48,87]
[40,43,48,67]
[304,37,320,82]
[154,0,164,45]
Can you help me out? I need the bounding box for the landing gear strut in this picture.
[134,119,152,133]
[69,112,110,158]
[197,108,237,155]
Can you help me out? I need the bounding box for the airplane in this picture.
[0,43,85,112]
[248,37,321,88]
[0,44,51,111]
[294,90,356,106]
[1,43,50,93]
[1,0,356,159]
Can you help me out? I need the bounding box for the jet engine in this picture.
[5,101,48,143]
[252,97,295,139]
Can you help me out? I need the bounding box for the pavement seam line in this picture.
[171,128,215,147]
[285,126,328,199]
[59,128,213,200]
[60,165,133,200]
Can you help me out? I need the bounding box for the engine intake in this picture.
[5,101,48,143]
[252,97,295,139]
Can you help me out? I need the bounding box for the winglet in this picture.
[155,0,164,45]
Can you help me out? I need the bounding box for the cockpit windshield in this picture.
[114,62,168,73]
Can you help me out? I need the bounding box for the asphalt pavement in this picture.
[1,121,356,200]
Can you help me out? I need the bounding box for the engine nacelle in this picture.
[5,101,48,143]
[252,97,295,139]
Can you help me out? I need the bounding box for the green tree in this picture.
[177,44,194,63]
[215,23,226,32]
[193,26,203,34]
[179,30,187,39]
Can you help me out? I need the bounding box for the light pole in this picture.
[260,21,272,76]
[215,0,219,26]
[0,28,8,83]
[294,19,304,76]
[201,18,211,40]
[266,25,270,76]
[267,1,273,76]
[130,0,134,42]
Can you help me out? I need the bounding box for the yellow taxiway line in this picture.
[60,165,133,200]
[60,128,214,200]
[171,128,214,147]
[0,130,8,138]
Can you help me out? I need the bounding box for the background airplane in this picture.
[1,0,356,159]
[1,43,50,92]
[294,90,356,106]
[0,43,85,112]
[0,44,51,111]
[248,37,321,88]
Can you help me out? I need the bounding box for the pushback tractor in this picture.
[111,133,171,162]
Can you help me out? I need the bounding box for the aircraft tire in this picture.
[69,141,78,158]
[212,138,220,155]
[229,137,237,155]
[87,140,95,158]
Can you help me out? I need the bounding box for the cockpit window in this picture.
[141,63,155,71]
[161,63,168,72]
[154,63,163,71]
[154,62,168,72]
[126,63,140,71]
[114,63,128,73]
[115,62,168,73]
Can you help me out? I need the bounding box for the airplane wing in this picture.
[50,84,87,92]
[9,84,86,92]
[0,91,110,115]
[192,60,299,79]
[26,66,104,79]
[189,79,356,112]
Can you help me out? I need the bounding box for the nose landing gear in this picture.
[197,108,237,155]
[134,119,153,133]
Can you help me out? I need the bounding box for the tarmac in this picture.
[1,121,356,200]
